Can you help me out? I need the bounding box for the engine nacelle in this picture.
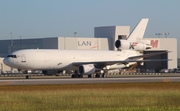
[115,39,151,51]
[79,64,96,75]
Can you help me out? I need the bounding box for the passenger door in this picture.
[21,54,26,63]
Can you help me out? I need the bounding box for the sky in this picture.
[0,0,180,55]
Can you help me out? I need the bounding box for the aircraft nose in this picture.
[3,57,10,66]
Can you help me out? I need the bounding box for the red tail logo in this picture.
[151,40,158,48]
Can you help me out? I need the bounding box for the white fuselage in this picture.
[3,18,149,73]
[3,49,140,71]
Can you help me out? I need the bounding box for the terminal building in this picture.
[0,26,177,73]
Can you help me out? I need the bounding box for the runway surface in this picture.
[0,77,180,85]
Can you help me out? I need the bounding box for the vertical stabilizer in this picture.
[127,18,149,40]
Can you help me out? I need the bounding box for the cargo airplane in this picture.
[3,18,167,78]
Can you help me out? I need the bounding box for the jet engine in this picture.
[115,39,151,51]
[79,64,96,75]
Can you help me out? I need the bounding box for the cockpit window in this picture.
[7,55,17,58]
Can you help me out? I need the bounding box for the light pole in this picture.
[74,32,77,37]
[163,32,169,38]
[155,33,162,38]
[20,36,22,49]
[10,32,13,52]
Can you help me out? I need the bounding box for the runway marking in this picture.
[0,82,12,85]
[163,79,170,82]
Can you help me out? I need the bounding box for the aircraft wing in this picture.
[128,51,170,59]
[72,51,170,68]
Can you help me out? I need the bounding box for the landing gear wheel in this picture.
[79,74,83,78]
[26,75,29,79]
[71,74,76,78]
[71,74,83,78]
[101,74,105,78]
[88,75,92,78]
[95,74,100,78]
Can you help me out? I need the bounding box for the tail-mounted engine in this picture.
[115,39,151,51]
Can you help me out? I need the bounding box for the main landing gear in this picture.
[71,71,106,78]
[71,70,83,78]
[95,72,105,78]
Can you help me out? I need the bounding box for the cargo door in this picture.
[37,51,49,69]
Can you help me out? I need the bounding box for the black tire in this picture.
[71,74,75,78]
[102,74,105,78]
[79,74,83,78]
[75,74,79,78]
[95,74,100,78]
[88,75,92,78]
[26,75,29,79]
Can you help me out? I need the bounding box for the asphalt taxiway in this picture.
[0,77,180,85]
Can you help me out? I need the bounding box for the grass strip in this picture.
[0,82,180,111]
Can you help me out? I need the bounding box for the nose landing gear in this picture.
[25,70,32,79]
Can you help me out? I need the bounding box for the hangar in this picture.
[0,26,177,73]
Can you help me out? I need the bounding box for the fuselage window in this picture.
[7,55,11,57]
[13,55,17,58]
[7,55,17,58]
